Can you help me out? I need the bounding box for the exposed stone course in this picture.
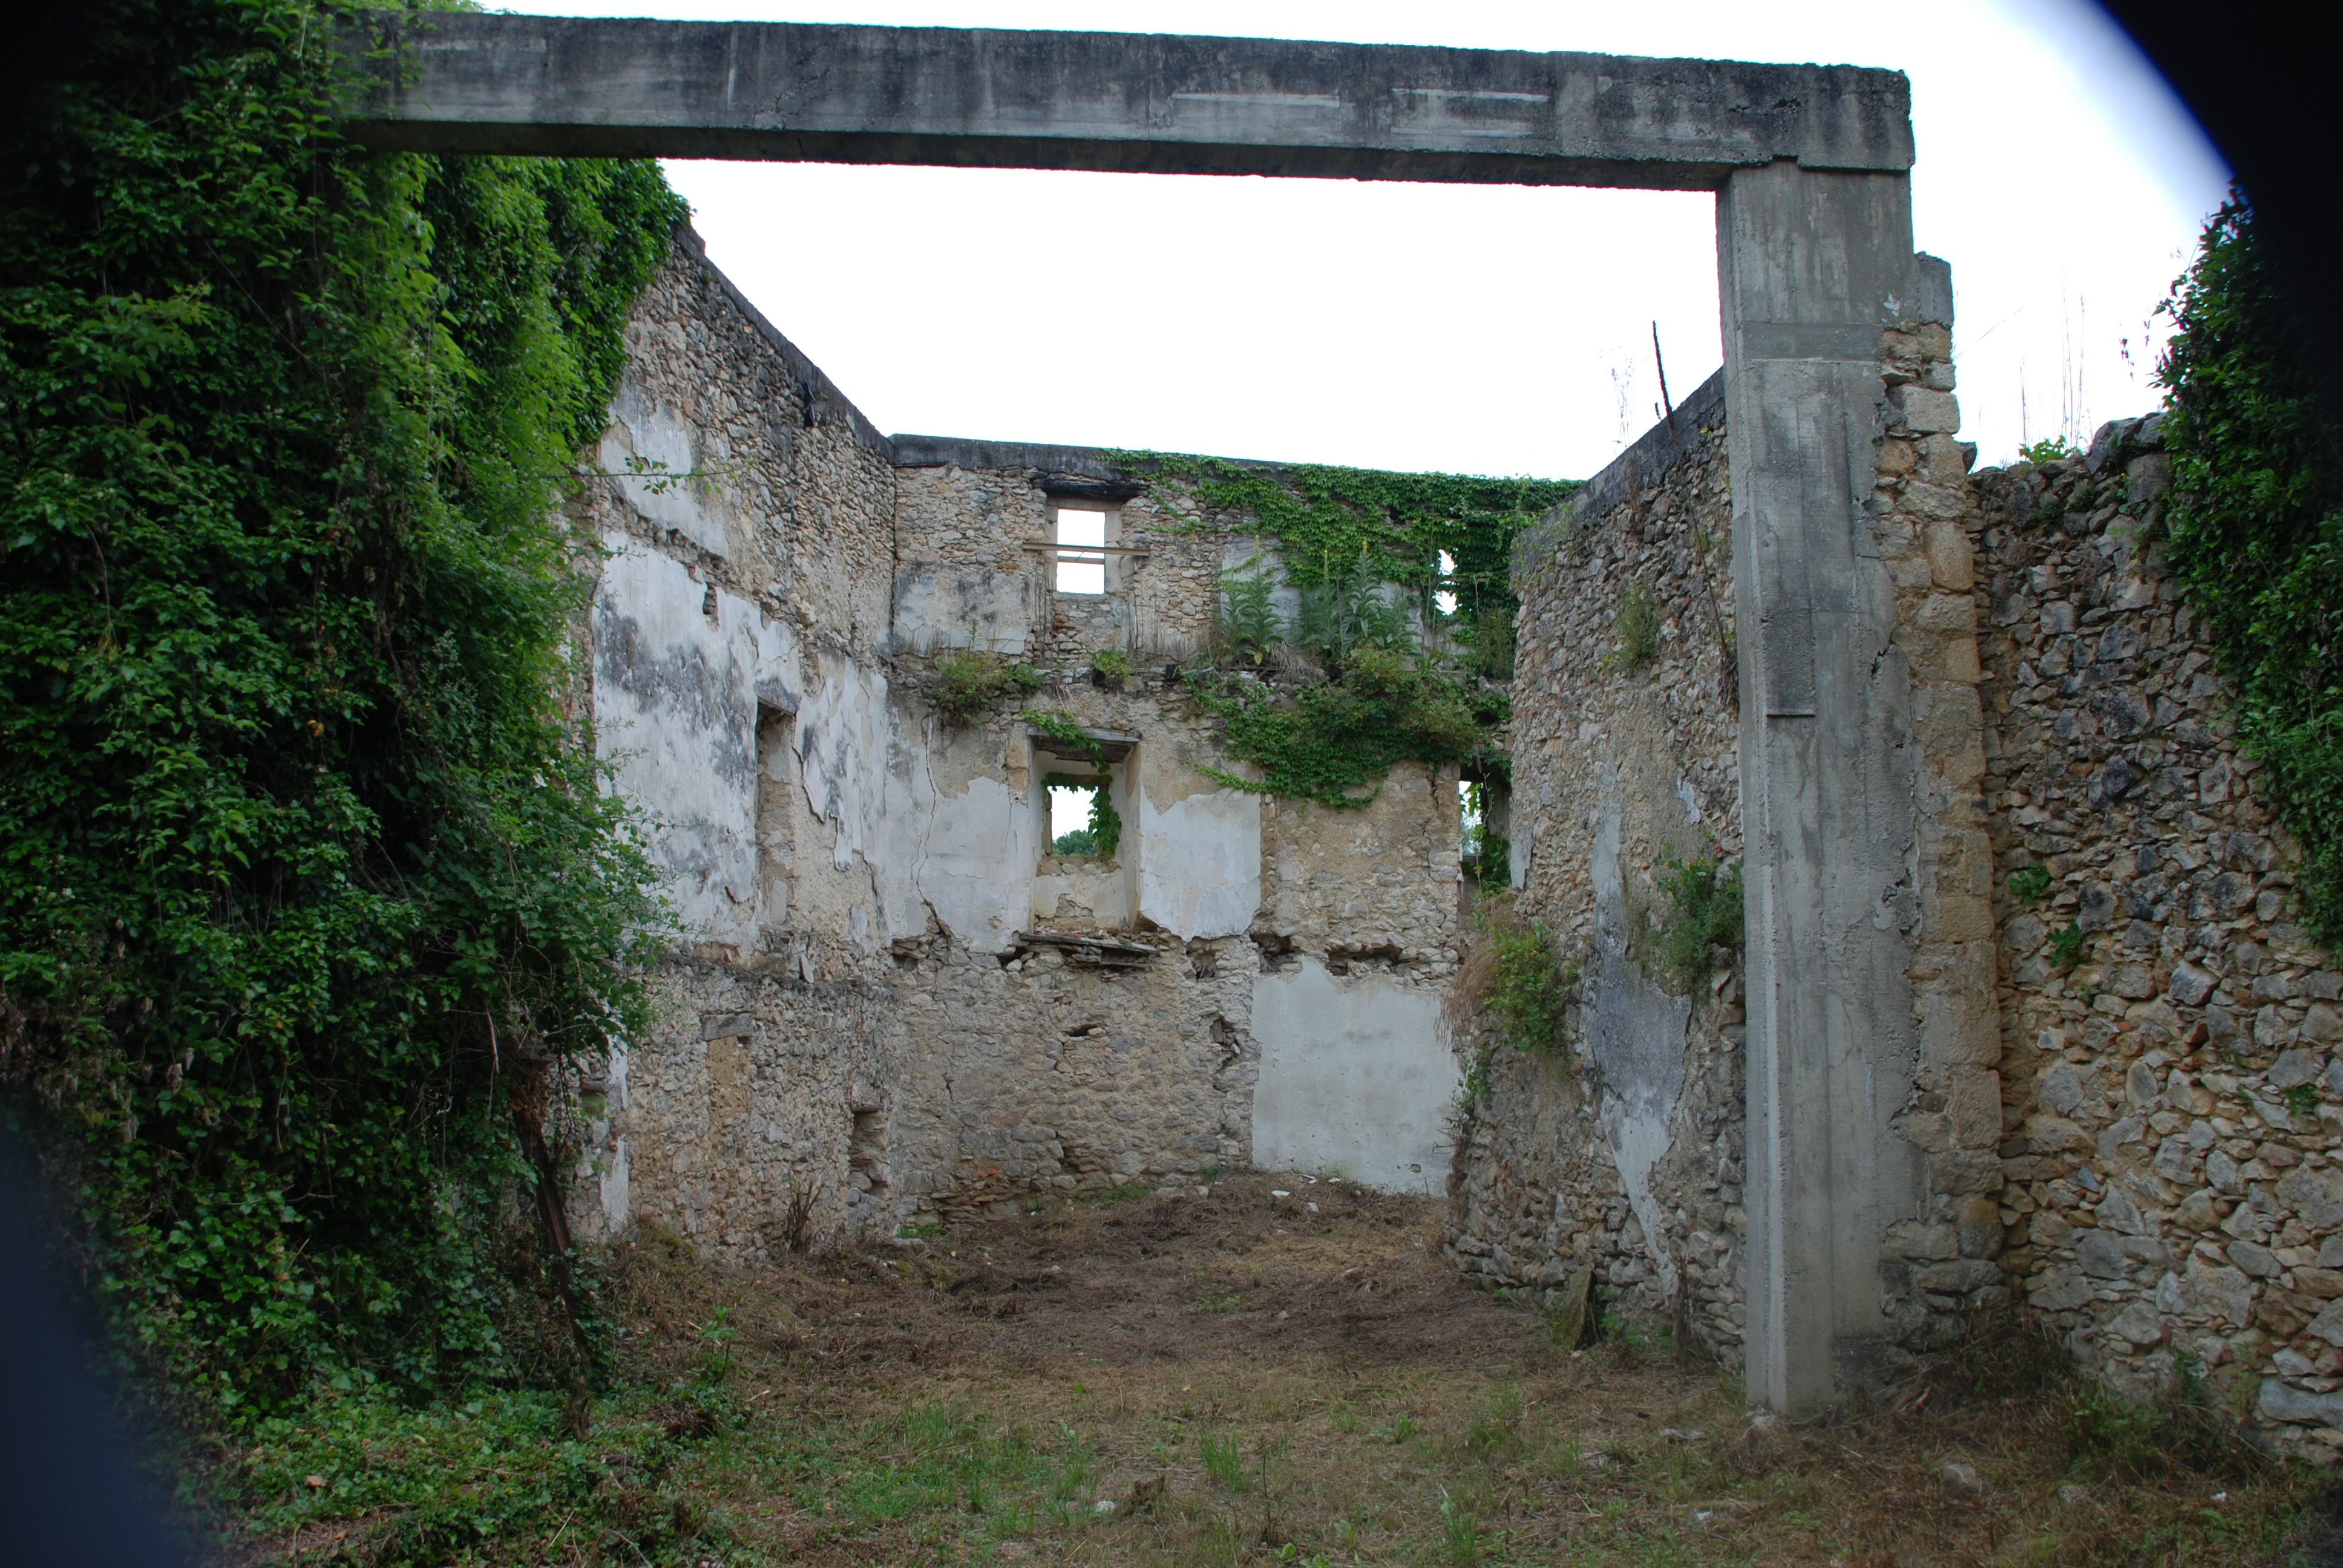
[1972,418,2339,1457]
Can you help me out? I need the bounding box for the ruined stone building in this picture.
[1451,348,2343,1460]
[573,231,1469,1254]
[365,11,2343,1451]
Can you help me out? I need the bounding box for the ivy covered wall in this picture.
[0,0,684,1415]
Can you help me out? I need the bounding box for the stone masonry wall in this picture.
[574,233,1470,1256]
[1872,321,2012,1348]
[1452,319,2016,1373]
[1976,416,2343,1459]
[1448,372,1750,1359]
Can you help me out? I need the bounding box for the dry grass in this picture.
[231,1177,2336,1567]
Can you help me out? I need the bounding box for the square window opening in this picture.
[1054,505,1109,595]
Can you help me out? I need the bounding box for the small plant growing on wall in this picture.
[1612,579,1662,670]
[1089,647,1135,690]
[2008,861,2054,906]
[2046,923,2086,970]
[1647,848,1745,993]
[2018,434,2077,465]
[934,649,1044,726]
[1217,567,1283,666]
[1444,893,1575,1056]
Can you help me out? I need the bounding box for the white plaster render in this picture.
[1252,957,1457,1192]
[1137,787,1262,941]
[599,379,738,559]
[1590,771,1691,1304]
[913,769,1035,954]
[592,534,798,943]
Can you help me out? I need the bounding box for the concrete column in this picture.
[1719,160,1933,1414]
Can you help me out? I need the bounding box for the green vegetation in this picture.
[2008,861,2055,906]
[1112,451,1573,630]
[2048,923,2087,969]
[933,649,1044,726]
[1611,578,1663,670]
[1460,777,1511,886]
[1199,1424,1251,1490]
[1125,459,1568,811]
[1447,896,1573,1056]
[2019,434,2079,465]
[1088,647,1134,689]
[1188,645,1496,809]
[2158,191,2343,942]
[1,0,682,1417]
[1647,849,1745,993]
[1026,710,1122,858]
[1216,566,1283,666]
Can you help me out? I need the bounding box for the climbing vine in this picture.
[0,0,683,1416]
[1187,646,1501,810]
[1099,457,1565,811]
[1112,450,1574,670]
[1023,711,1122,857]
[2158,191,2343,941]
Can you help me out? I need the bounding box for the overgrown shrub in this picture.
[0,0,680,1414]
[1216,567,1282,666]
[1446,895,1573,1056]
[1189,647,1500,809]
[1294,547,1415,667]
[932,650,1044,726]
[1088,648,1134,689]
[1645,849,1743,993]
[2159,190,2343,942]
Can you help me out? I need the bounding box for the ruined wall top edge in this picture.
[1512,368,1726,577]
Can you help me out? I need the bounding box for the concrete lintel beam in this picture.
[335,13,1912,190]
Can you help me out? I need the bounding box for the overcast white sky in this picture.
[501,0,2227,479]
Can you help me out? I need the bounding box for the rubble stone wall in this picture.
[1447,371,1750,1359]
[1975,416,2343,1459]
[1452,319,2014,1373]
[572,233,1468,1256]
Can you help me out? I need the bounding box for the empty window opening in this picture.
[1054,506,1107,594]
[1435,550,1458,616]
[1049,783,1100,855]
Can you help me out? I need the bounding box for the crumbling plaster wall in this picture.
[1455,328,2006,1373]
[572,234,1470,1254]
[1447,373,1749,1358]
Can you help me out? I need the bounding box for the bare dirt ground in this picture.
[580,1174,2322,1568]
[232,1174,2327,1566]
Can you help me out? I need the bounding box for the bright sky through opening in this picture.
[1050,785,1094,848]
[500,0,2226,479]
[1055,507,1106,595]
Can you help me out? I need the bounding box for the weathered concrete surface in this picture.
[337,13,1911,189]
[1719,160,1945,1413]
[1253,957,1455,1192]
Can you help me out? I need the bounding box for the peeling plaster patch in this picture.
[593,535,796,941]
[892,565,1034,656]
[914,774,1034,953]
[1138,787,1262,939]
[793,649,934,944]
[1251,957,1455,1193]
[600,379,738,558]
[1589,767,1691,1300]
